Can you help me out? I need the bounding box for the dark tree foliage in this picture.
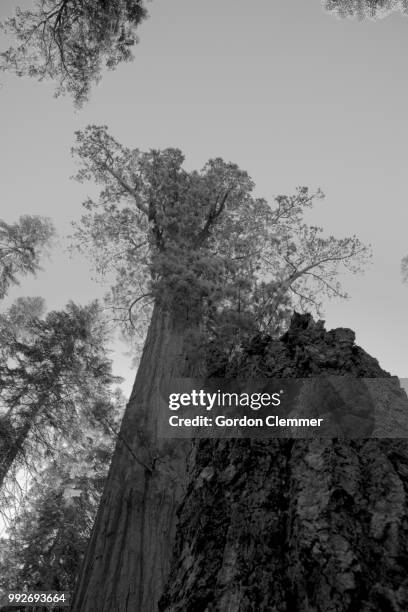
[0,298,119,492]
[0,393,123,596]
[0,0,149,106]
[323,0,408,19]
[0,216,54,300]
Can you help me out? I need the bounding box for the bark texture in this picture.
[160,313,408,612]
[72,304,195,612]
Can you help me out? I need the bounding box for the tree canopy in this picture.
[0,0,149,106]
[0,215,54,301]
[323,0,408,19]
[72,125,371,360]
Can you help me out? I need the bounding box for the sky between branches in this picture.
[0,0,407,381]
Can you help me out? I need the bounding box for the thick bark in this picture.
[160,314,408,612]
[72,304,195,612]
[160,437,408,612]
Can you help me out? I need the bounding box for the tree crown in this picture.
[72,126,371,354]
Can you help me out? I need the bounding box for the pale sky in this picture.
[0,0,407,388]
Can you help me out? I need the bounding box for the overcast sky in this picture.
[0,0,407,388]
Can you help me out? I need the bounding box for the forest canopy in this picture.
[2,0,408,109]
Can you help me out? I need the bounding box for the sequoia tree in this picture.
[70,126,369,611]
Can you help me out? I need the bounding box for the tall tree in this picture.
[70,126,370,611]
[323,0,408,19]
[0,298,119,493]
[0,215,53,300]
[0,0,148,106]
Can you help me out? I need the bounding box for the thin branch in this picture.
[289,285,317,305]
[303,271,346,297]
[100,160,148,216]
[128,293,152,330]
[198,187,233,244]
[98,415,153,474]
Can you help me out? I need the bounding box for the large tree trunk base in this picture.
[160,314,408,612]
[160,437,408,612]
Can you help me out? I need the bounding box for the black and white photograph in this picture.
[1,1,408,610]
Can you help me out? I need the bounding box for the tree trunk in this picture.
[160,436,408,612]
[159,314,408,612]
[72,303,195,612]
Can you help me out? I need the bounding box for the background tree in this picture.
[70,126,370,612]
[323,0,408,19]
[0,215,125,605]
[0,297,120,493]
[0,391,123,599]
[0,215,53,300]
[0,0,149,106]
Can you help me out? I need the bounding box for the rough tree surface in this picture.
[72,305,196,612]
[160,313,408,612]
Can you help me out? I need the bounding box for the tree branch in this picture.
[198,187,233,245]
[100,161,149,216]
